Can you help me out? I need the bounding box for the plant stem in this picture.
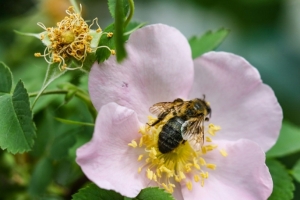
[29,90,68,97]
[29,89,97,121]
[124,0,135,28]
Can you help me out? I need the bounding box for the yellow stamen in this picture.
[200,172,207,178]
[160,166,174,177]
[199,157,206,166]
[107,32,113,37]
[179,171,186,180]
[208,123,221,136]
[128,118,223,194]
[137,154,143,161]
[184,163,193,172]
[193,157,200,170]
[34,53,41,57]
[139,137,144,147]
[153,174,157,182]
[202,146,207,154]
[204,144,218,151]
[219,149,228,157]
[162,183,174,193]
[194,174,200,182]
[201,179,205,187]
[146,169,154,180]
[206,172,209,178]
[156,168,162,178]
[206,136,212,142]
[128,140,137,148]
[206,163,216,170]
[186,181,193,191]
[149,147,157,159]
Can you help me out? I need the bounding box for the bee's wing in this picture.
[181,117,205,151]
[149,102,174,117]
[149,100,184,118]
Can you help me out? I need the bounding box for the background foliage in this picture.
[0,0,299,199]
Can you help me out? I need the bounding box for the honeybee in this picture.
[149,97,211,154]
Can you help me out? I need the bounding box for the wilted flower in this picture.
[34,5,113,71]
[76,24,282,199]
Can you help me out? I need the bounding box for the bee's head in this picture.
[193,97,212,121]
[185,98,210,119]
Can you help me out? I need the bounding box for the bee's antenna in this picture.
[203,94,206,100]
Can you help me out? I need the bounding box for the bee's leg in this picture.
[148,118,161,126]
[148,110,170,126]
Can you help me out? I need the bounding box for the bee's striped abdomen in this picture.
[158,117,185,154]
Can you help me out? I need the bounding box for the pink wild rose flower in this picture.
[76,24,282,200]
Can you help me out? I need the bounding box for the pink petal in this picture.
[172,182,184,200]
[89,24,194,122]
[181,139,272,200]
[190,52,282,151]
[76,103,149,198]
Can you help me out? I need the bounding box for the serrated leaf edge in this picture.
[0,62,13,94]
[9,80,36,154]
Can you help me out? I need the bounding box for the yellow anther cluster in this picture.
[107,32,114,38]
[35,6,103,70]
[128,116,225,193]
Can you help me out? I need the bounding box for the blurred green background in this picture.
[0,0,299,199]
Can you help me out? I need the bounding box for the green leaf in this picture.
[267,121,300,158]
[133,187,174,200]
[96,21,141,63]
[188,28,229,59]
[49,131,76,160]
[0,62,13,94]
[53,158,82,186]
[81,52,97,72]
[14,30,50,46]
[124,21,146,37]
[115,0,127,62]
[55,117,94,126]
[32,62,66,108]
[108,0,129,19]
[30,109,55,158]
[0,80,36,154]
[72,183,123,200]
[267,159,294,200]
[68,126,93,160]
[28,157,53,196]
[96,23,115,63]
[291,159,300,183]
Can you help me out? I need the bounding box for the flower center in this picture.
[128,116,225,193]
